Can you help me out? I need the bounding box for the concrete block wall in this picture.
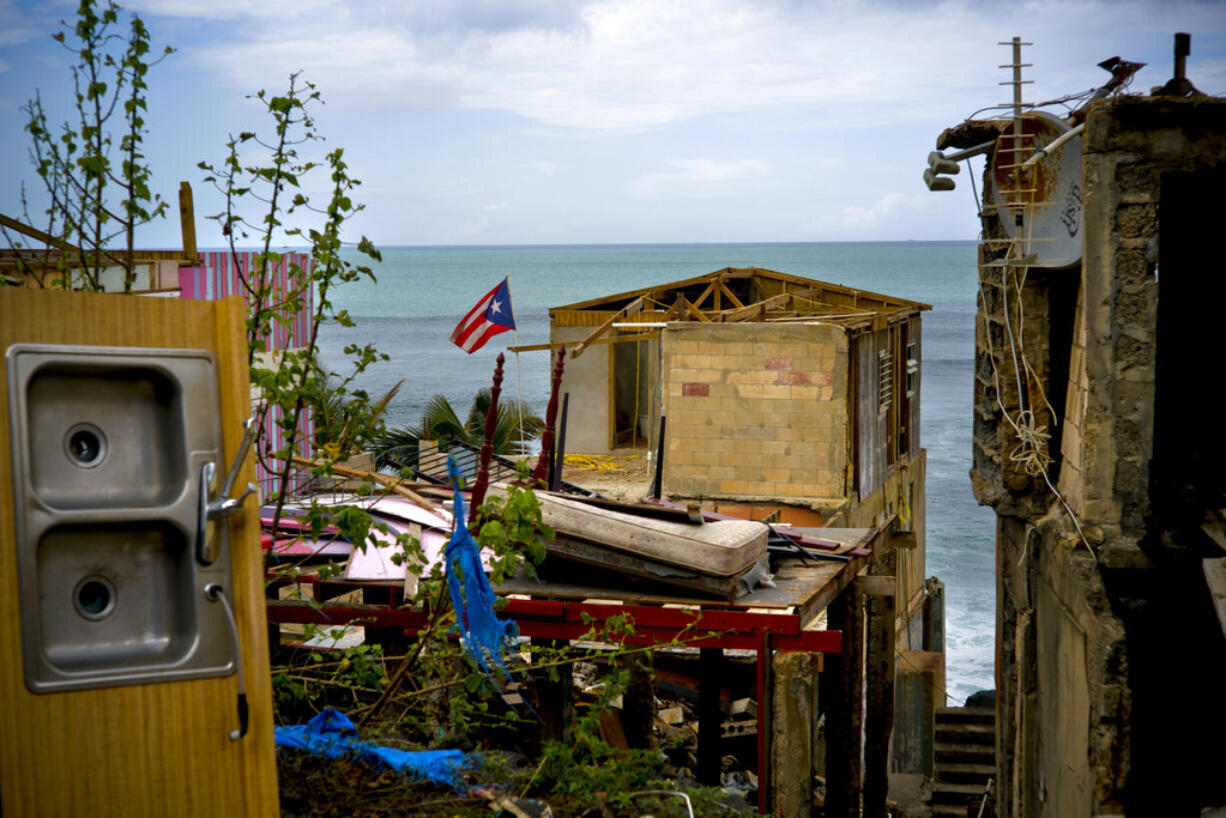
[660,322,848,504]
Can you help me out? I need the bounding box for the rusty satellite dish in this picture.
[990,109,1083,268]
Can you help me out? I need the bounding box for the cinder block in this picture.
[763,384,791,400]
[789,386,818,401]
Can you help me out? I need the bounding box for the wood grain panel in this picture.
[0,288,277,817]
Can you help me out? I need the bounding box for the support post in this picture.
[772,651,818,817]
[535,638,573,747]
[697,647,723,786]
[651,415,666,500]
[620,652,655,749]
[864,550,898,817]
[824,579,865,818]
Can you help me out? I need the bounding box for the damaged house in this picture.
[543,268,949,798]
[930,35,1226,817]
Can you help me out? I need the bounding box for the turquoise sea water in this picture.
[319,241,996,703]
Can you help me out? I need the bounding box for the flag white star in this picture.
[489,299,502,314]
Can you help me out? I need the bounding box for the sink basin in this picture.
[6,344,235,693]
[25,361,191,510]
[36,522,198,673]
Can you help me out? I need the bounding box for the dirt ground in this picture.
[558,449,654,502]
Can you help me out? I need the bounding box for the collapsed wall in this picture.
[971,96,1226,816]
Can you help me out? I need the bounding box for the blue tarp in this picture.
[446,456,519,679]
[274,708,469,791]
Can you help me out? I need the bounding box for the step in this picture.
[936,730,995,750]
[934,761,996,785]
[933,780,992,805]
[935,743,996,766]
[932,805,977,818]
[936,706,995,724]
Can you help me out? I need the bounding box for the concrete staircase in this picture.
[932,706,995,817]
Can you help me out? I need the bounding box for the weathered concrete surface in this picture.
[772,651,819,816]
[973,97,1226,816]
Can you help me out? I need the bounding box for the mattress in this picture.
[490,484,768,578]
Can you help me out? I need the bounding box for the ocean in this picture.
[318,241,997,704]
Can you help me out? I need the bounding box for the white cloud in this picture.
[169,0,1226,132]
[483,202,510,211]
[530,160,557,175]
[125,0,339,21]
[842,192,905,229]
[629,158,769,199]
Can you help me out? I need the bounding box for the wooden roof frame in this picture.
[549,267,931,356]
[551,266,931,319]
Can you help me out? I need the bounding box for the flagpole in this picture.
[505,278,526,452]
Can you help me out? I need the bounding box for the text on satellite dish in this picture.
[1059,183,1082,237]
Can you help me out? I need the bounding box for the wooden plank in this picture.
[899,650,945,674]
[290,455,445,517]
[571,295,645,358]
[0,289,277,817]
[824,579,865,818]
[0,212,79,252]
[857,575,896,597]
[679,295,711,322]
[864,538,897,818]
[908,316,922,460]
[890,531,918,550]
[178,181,198,260]
[717,279,744,309]
[857,332,878,499]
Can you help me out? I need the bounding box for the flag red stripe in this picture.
[460,322,511,353]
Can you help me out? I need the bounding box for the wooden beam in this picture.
[691,280,718,312]
[856,575,896,597]
[898,650,944,674]
[864,533,898,818]
[289,456,446,518]
[718,290,803,323]
[889,531,918,550]
[508,331,658,353]
[178,182,198,261]
[571,295,644,359]
[679,295,710,322]
[0,213,79,252]
[717,279,745,309]
[824,579,865,818]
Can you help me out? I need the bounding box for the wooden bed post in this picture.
[533,345,566,486]
[468,352,504,523]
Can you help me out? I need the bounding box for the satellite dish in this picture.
[990,109,1083,268]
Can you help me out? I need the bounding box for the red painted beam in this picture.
[265,602,842,653]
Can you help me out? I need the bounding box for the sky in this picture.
[1,0,1224,248]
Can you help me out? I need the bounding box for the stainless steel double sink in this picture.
[7,344,236,693]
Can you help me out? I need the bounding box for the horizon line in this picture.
[182,238,978,252]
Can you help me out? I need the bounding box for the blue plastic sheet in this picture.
[446,456,519,678]
[274,708,469,791]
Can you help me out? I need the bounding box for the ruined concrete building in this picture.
[944,43,1226,816]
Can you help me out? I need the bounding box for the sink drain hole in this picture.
[64,423,107,468]
[74,577,115,620]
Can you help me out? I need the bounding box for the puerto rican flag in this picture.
[450,277,516,354]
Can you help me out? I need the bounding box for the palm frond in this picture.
[420,393,471,446]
